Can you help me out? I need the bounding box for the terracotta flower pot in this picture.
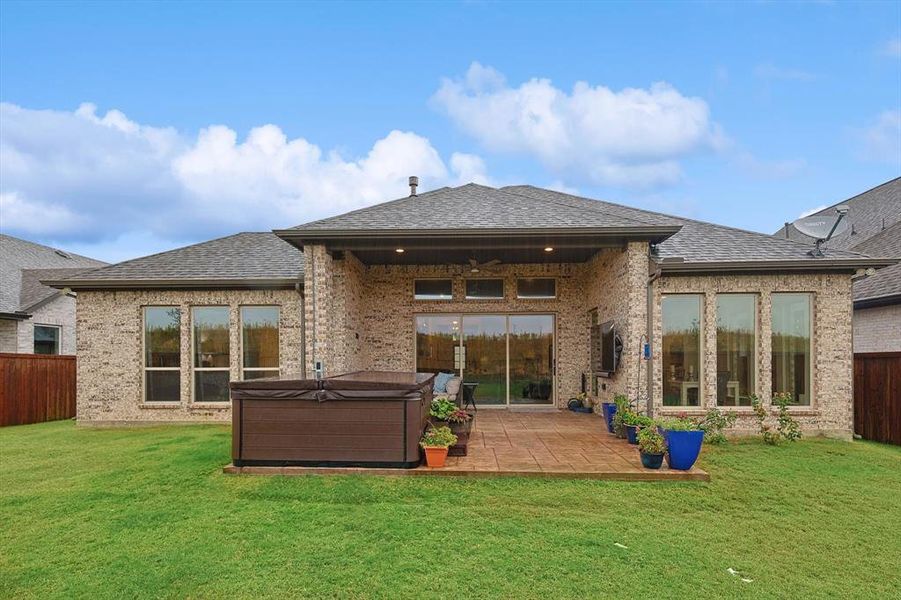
[423,446,449,468]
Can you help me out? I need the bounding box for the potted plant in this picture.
[637,426,666,469]
[444,408,473,456]
[429,397,458,421]
[420,426,458,468]
[659,416,704,471]
[622,412,654,445]
[611,395,631,438]
[602,393,627,433]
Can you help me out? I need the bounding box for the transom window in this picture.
[465,279,504,299]
[517,278,556,299]
[414,279,452,300]
[143,307,180,403]
[662,294,703,407]
[33,325,61,355]
[771,293,812,405]
[716,294,757,406]
[192,307,230,403]
[241,306,280,380]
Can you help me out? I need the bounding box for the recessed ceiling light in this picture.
[395,248,405,253]
[544,247,554,252]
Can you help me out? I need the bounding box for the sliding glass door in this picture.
[415,314,555,406]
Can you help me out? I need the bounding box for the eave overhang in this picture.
[0,311,31,321]
[41,278,303,292]
[853,293,901,310]
[653,257,898,275]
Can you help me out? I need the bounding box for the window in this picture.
[414,279,452,300]
[716,294,756,406]
[771,293,812,405]
[241,306,280,380]
[517,278,556,299]
[33,325,60,355]
[662,295,703,407]
[465,279,504,299]
[143,307,180,403]
[193,307,230,403]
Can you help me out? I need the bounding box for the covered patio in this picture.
[225,410,709,481]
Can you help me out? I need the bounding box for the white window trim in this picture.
[239,305,281,380]
[714,293,759,407]
[516,278,557,299]
[770,292,815,407]
[33,323,62,355]
[142,307,180,404]
[660,293,705,409]
[191,306,231,403]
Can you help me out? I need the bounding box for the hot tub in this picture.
[229,371,435,468]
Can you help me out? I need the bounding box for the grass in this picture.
[1,421,900,599]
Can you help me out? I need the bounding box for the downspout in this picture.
[308,248,316,379]
[295,282,306,379]
[646,263,662,418]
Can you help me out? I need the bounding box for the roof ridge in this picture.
[808,176,901,217]
[289,186,450,229]
[496,185,674,227]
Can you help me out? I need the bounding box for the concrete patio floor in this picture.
[225,410,709,481]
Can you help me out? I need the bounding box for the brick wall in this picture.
[853,304,901,353]
[15,295,78,354]
[651,272,854,438]
[76,289,303,424]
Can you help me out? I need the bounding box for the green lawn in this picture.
[1,421,900,599]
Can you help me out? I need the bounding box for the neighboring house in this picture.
[776,178,901,353]
[48,182,894,437]
[0,234,106,355]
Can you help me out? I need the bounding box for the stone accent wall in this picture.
[651,273,854,438]
[76,289,303,424]
[853,304,901,353]
[16,295,78,354]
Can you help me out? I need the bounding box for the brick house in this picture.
[1,234,106,355]
[47,182,895,437]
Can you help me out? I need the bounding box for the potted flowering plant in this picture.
[622,412,654,445]
[420,426,458,468]
[637,426,666,469]
[658,415,704,471]
[430,398,474,456]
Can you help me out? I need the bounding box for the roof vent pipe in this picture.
[409,176,419,197]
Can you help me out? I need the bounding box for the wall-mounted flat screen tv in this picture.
[599,320,618,375]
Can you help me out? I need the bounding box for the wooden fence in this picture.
[854,352,901,446]
[0,353,76,427]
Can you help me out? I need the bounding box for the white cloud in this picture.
[852,110,901,164]
[431,62,725,188]
[753,63,816,82]
[0,102,487,256]
[880,38,901,58]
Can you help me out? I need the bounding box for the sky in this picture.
[1,0,899,263]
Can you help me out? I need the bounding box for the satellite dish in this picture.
[791,205,851,257]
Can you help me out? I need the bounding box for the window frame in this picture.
[715,293,758,407]
[142,306,181,404]
[413,278,454,301]
[191,305,231,404]
[33,323,61,355]
[464,278,505,300]
[770,292,814,407]
[660,293,705,408]
[516,278,557,299]
[240,305,281,380]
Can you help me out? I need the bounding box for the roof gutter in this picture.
[853,293,901,310]
[0,311,31,321]
[41,278,304,291]
[654,257,898,275]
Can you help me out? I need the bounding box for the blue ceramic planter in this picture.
[601,403,616,433]
[640,452,664,469]
[625,424,639,444]
[662,429,704,470]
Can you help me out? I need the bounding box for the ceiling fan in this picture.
[467,258,501,273]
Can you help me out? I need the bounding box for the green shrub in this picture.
[751,394,801,444]
[430,398,458,421]
[659,416,701,431]
[638,427,666,455]
[699,408,737,444]
[420,426,457,448]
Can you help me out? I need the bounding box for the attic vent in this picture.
[54,249,72,259]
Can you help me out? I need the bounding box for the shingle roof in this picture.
[47,232,303,289]
[502,185,871,267]
[773,178,901,302]
[288,183,679,231]
[0,234,106,316]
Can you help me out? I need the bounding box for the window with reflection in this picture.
[144,307,180,403]
[241,306,279,380]
[517,278,556,299]
[662,295,703,407]
[193,307,230,402]
[465,279,504,299]
[716,294,756,406]
[414,279,452,300]
[771,293,812,405]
